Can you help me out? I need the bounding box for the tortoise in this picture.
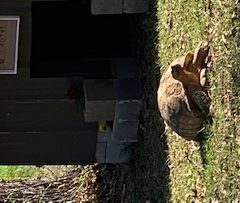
[157,42,212,141]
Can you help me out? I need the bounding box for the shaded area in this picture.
[124,9,170,201]
[0,131,97,165]
[0,1,171,202]
[0,99,97,165]
[95,164,127,202]
[95,3,170,202]
[31,1,136,78]
[198,129,212,166]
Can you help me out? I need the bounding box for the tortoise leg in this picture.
[193,41,210,71]
[193,42,213,87]
[170,52,193,71]
[206,55,214,69]
[200,68,207,87]
[200,54,214,87]
[191,90,211,116]
[183,52,194,70]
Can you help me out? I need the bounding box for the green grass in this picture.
[156,0,240,202]
[0,166,41,180]
[156,0,210,202]
[202,1,240,200]
[123,0,240,202]
[0,165,77,180]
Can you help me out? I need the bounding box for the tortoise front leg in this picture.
[192,41,210,70]
[192,41,212,87]
[200,68,207,87]
[191,90,211,116]
[200,54,214,87]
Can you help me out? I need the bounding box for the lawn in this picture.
[0,166,79,181]
[122,0,240,202]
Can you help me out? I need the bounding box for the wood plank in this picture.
[0,131,97,165]
[0,0,30,8]
[0,78,70,99]
[0,100,97,132]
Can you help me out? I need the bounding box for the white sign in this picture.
[0,16,20,74]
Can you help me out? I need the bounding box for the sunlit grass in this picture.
[156,0,240,201]
[0,165,78,180]
[0,166,41,180]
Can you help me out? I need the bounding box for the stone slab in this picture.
[105,140,130,163]
[95,142,107,163]
[83,79,116,122]
[97,131,112,142]
[123,0,149,13]
[111,57,140,79]
[115,99,142,119]
[84,79,116,101]
[114,78,143,100]
[91,0,122,15]
[84,100,116,122]
[113,118,139,142]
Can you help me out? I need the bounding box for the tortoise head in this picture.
[170,41,210,86]
[171,64,200,86]
[170,53,200,86]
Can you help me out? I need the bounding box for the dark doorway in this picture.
[31,1,135,78]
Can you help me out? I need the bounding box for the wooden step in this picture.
[0,99,97,132]
[0,78,70,99]
[0,131,97,165]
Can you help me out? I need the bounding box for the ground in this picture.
[0,0,240,202]
[120,0,240,202]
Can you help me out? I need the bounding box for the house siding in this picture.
[0,0,97,165]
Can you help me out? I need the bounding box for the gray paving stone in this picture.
[83,79,116,122]
[114,78,143,100]
[113,118,139,142]
[112,79,142,142]
[95,142,107,163]
[111,57,140,79]
[105,140,130,163]
[123,0,149,13]
[91,0,122,15]
[115,99,142,119]
[97,131,112,142]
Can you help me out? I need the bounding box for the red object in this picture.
[66,87,76,100]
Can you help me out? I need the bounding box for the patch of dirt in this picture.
[0,165,97,202]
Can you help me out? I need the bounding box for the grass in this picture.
[156,0,211,202]
[157,0,240,201]
[123,0,240,202]
[0,165,78,181]
[202,1,240,200]
[163,0,240,201]
[0,166,41,180]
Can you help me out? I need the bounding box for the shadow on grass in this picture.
[196,118,213,167]
[123,2,171,202]
[95,1,171,202]
[198,134,210,167]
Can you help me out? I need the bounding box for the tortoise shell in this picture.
[157,42,211,140]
